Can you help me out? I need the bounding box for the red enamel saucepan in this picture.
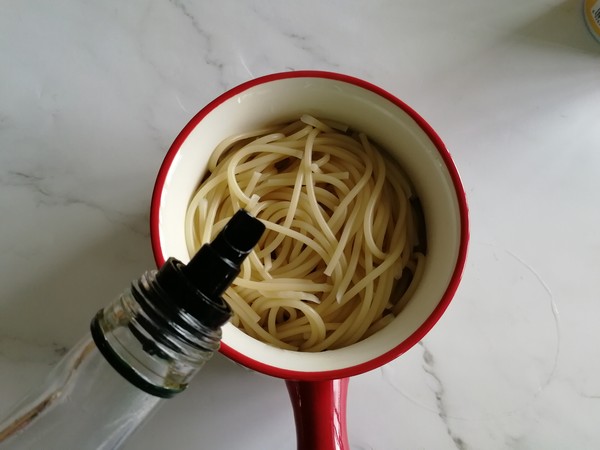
[150,71,469,450]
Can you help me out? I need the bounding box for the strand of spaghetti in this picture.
[187,171,228,210]
[260,220,332,265]
[190,191,216,246]
[221,147,304,181]
[339,236,404,305]
[291,191,345,284]
[363,314,395,339]
[325,147,374,238]
[375,269,397,317]
[275,314,310,333]
[249,246,273,279]
[300,114,334,132]
[235,311,299,351]
[244,193,260,211]
[254,210,332,267]
[313,171,351,187]
[269,252,325,280]
[252,298,327,347]
[267,307,279,339]
[237,286,262,303]
[235,244,269,282]
[313,225,362,311]
[243,171,263,198]
[312,151,331,169]
[255,187,340,216]
[226,148,304,204]
[268,218,336,265]
[324,195,363,299]
[335,237,376,347]
[279,123,313,142]
[208,125,288,170]
[309,144,366,174]
[304,301,364,351]
[303,129,338,252]
[392,252,426,315]
[250,133,287,145]
[202,188,226,244]
[313,148,366,186]
[262,170,350,188]
[270,253,324,279]
[281,295,354,335]
[325,162,373,275]
[185,116,424,351]
[314,135,365,154]
[345,261,397,346]
[258,164,305,257]
[256,291,321,303]
[324,215,365,306]
[185,196,208,254]
[223,290,261,324]
[360,134,389,260]
[234,277,332,292]
[280,306,298,323]
[277,324,327,341]
[371,195,392,254]
[225,148,303,199]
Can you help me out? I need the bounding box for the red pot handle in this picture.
[285,378,350,450]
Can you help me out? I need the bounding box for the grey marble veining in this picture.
[1,0,600,449]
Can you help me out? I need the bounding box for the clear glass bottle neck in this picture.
[92,269,223,397]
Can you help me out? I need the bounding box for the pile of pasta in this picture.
[185,115,425,352]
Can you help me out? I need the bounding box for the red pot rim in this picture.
[150,70,469,381]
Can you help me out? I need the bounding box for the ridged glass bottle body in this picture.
[0,336,162,449]
[0,270,222,450]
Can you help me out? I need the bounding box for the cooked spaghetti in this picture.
[185,115,425,352]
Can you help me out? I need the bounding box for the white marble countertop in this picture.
[1,1,599,449]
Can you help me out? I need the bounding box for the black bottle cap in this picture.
[156,209,265,329]
[184,209,265,297]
